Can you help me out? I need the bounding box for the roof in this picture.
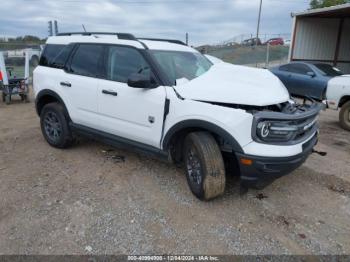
[293,3,350,18]
[46,33,196,53]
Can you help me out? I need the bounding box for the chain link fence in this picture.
[201,44,290,69]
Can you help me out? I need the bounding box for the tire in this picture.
[339,101,350,131]
[30,56,39,67]
[183,132,226,201]
[5,95,11,105]
[2,92,5,102]
[40,102,73,148]
[24,95,30,103]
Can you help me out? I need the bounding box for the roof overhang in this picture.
[292,3,350,18]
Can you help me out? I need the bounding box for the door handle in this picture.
[60,82,71,87]
[102,90,118,96]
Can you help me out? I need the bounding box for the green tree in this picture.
[310,0,349,9]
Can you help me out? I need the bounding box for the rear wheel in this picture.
[40,103,73,148]
[183,132,226,201]
[339,101,350,131]
[5,95,11,105]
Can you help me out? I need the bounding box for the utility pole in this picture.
[186,32,189,46]
[54,20,58,35]
[256,0,263,48]
[48,21,53,37]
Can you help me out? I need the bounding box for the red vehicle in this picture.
[264,38,284,46]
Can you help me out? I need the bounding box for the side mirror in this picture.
[307,71,316,78]
[127,73,153,89]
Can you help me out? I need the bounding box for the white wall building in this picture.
[289,3,350,73]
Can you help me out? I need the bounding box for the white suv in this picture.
[33,32,322,201]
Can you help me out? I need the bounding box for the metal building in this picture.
[289,3,350,73]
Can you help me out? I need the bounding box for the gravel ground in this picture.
[0,97,349,255]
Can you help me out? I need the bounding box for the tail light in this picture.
[0,71,3,81]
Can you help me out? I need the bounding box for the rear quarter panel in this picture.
[327,76,350,109]
[33,66,75,118]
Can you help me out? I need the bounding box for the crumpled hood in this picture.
[174,63,290,106]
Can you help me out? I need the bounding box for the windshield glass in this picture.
[314,64,343,77]
[150,50,212,85]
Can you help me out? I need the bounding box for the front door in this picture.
[98,45,166,148]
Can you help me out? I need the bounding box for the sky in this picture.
[0,0,310,46]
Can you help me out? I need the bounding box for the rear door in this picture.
[97,45,166,148]
[63,44,104,129]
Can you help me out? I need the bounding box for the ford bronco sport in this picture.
[34,32,323,201]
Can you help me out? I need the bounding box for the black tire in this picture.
[40,102,73,148]
[5,95,11,105]
[24,94,30,103]
[339,101,350,131]
[30,56,39,67]
[2,92,5,102]
[183,132,226,201]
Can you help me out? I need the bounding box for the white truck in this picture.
[33,32,323,201]
[326,76,350,131]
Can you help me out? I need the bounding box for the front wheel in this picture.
[40,102,73,148]
[339,101,350,131]
[5,95,11,105]
[183,132,226,201]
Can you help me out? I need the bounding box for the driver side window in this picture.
[106,46,150,84]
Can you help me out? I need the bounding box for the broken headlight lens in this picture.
[256,121,298,142]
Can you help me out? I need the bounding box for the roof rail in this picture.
[138,38,187,46]
[56,32,136,40]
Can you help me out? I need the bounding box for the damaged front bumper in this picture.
[238,101,324,189]
[238,133,318,189]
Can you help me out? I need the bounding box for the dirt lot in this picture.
[0,97,349,255]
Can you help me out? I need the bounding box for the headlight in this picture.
[256,120,298,142]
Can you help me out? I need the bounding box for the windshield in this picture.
[314,64,343,77]
[150,50,212,85]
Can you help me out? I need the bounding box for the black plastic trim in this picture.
[57,32,136,40]
[70,123,169,160]
[35,89,70,118]
[162,120,243,153]
[238,133,318,188]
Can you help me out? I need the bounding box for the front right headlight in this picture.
[256,120,299,143]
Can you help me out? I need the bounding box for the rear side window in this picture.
[69,44,104,77]
[39,44,65,67]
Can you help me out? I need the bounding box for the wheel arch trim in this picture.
[35,89,70,119]
[162,119,244,153]
[339,95,350,108]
